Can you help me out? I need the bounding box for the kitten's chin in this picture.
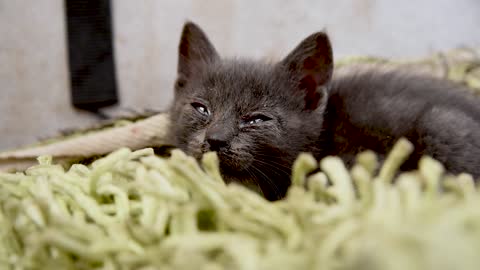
[221,173,264,193]
[220,168,289,201]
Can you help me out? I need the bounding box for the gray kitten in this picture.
[167,22,480,200]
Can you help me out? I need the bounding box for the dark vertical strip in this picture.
[65,0,118,111]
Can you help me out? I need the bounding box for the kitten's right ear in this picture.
[176,22,219,88]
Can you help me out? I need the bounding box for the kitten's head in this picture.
[168,22,334,200]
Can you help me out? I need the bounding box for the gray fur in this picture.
[167,22,480,200]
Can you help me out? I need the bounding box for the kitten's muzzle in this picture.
[204,125,252,171]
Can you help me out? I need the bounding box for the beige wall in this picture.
[1,0,480,150]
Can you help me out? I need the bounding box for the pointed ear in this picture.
[176,22,219,88]
[279,32,334,111]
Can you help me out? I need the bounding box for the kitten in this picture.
[167,22,480,200]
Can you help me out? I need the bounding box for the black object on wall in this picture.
[65,0,118,112]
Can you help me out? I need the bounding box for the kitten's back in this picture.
[325,65,480,177]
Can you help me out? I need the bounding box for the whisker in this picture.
[249,164,281,198]
[251,152,295,169]
[251,158,292,174]
[244,167,265,197]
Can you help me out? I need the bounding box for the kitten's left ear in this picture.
[279,32,334,111]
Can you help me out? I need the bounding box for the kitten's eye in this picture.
[243,114,272,125]
[191,102,210,116]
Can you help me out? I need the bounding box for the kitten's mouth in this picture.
[189,144,252,173]
[215,151,253,173]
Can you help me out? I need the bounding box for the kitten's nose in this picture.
[206,133,229,152]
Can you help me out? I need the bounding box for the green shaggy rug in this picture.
[1,139,480,270]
